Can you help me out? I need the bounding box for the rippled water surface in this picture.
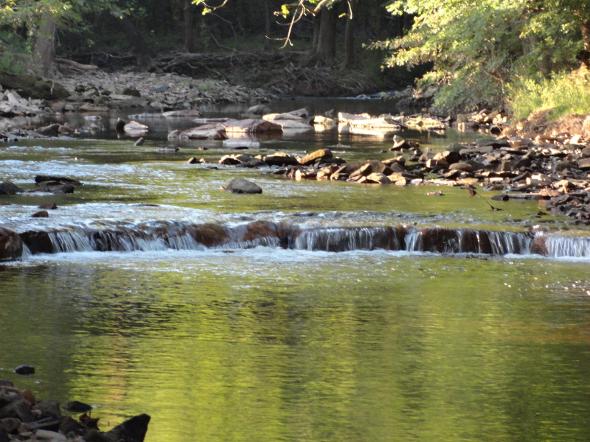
[1,102,589,441]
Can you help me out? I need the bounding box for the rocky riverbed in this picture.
[0,380,149,441]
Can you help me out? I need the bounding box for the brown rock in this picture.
[299,149,332,166]
[449,162,474,173]
[32,211,49,218]
[0,228,23,261]
[365,173,391,184]
[578,158,590,169]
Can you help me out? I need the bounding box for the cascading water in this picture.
[12,221,590,260]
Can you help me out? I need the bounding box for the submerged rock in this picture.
[222,178,262,194]
[14,365,35,376]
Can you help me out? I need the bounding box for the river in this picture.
[1,99,589,441]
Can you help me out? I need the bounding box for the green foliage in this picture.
[508,68,590,120]
[384,0,586,113]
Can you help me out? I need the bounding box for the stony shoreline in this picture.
[0,379,149,441]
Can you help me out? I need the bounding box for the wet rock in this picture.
[20,231,54,254]
[134,137,145,146]
[189,224,229,247]
[0,181,23,195]
[263,152,299,166]
[222,178,262,194]
[103,413,150,442]
[34,176,81,187]
[65,401,92,413]
[35,182,75,194]
[14,365,35,375]
[32,210,49,218]
[39,202,58,210]
[0,228,23,261]
[299,148,332,166]
[187,157,199,164]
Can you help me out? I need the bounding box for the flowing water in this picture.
[1,100,590,441]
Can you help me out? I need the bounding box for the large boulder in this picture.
[0,227,23,261]
[176,124,227,140]
[222,178,262,194]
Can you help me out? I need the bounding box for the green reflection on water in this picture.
[1,255,589,441]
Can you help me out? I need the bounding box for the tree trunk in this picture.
[315,7,337,64]
[311,14,321,52]
[580,20,590,68]
[34,12,56,78]
[184,0,195,52]
[343,0,357,68]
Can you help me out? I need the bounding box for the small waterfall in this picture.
[542,235,590,258]
[405,228,532,255]
[292,227,404,252]
[15,221,590,259]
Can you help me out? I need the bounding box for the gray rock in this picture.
[0,181,23,195]
[223,178,262,194]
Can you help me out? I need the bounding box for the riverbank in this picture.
[0,380,149,441]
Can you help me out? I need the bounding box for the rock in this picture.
[189,224,229,247]
[299,148,332,166]
[122,87,141,97]
[187,157,199,164]
[222,178,262,194]
[34,176,81,186]
[0,417,20,433]
[0,399,33,422]
[0,181,23,195]
[178,124,226,140]
[221,119,282,134]
[434,150,461,164]
[33,429,67,441]
[64,401,92,413]
[32,210,49,218]
[247,104,271,115]
[264,152,299,166]
[337,112,402,136]
[124,121,149,137]
[14,365,35,375]
[391,135,408,150]
[35,182,76,194]
[581,146,590,157]
[449,162,474,172]
[37,124,60,137]
[104,413,150,442]
[36,400,61,418]
[0,228,23,261]
[162,109,200,118]
[578,158,590,169]
[365,173,391,184]
[134,137,145,146]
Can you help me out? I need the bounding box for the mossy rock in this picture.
[0,73,69,100]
